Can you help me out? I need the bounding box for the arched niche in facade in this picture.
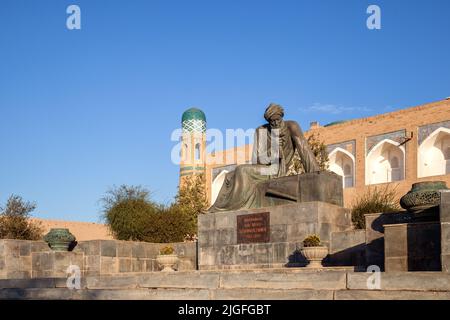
[418,127,450,178]
[366,139,405,185]
[328,147,355,188]
[211,170,228,205]
[195,143,201,161]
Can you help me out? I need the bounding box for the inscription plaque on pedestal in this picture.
[237,212,270,244]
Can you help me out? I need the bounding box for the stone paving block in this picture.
[119,258,132,273]
[86,275,139,289]
[198,214,215,231]
[132,259,145,272]
[19,243,31,256]
[4,241,20,258]
[146,259,156,272]
[199,247,216,267]
[213,288,334,300]
[79,289,153,300]
[270,225,287,243]
[384,224,407,258]
[335,290,450,300]
[77,240,101,256]
[53,252,84,275]
[173,242,196,259]
[100,257,118,274]
[219,271,347,290]
[144,244,160,259]
[330,230,365,253]
[132,243,146,258]
[0,257,5,271]
[0,278,56,289]
[216,213,237,229]
[347,272,450,291]
[84,255,100,274]
[178,258,194,271]
[385,257,407,272]
[19,257,31,272]
[32,252,55,272]
[55,277,87,289]
[442,254,450,272]
[441,223,450,254]
[117,242,132,257]
[138,272,220,289]
[440,191,450,223]
[100,241,117,257]
[0,288,77,300]
[215,229,236,246]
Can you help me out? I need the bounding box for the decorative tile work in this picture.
[327,140,356,157]
[366,130,406,155]
[182,119,206,133]
[418,120,450,145]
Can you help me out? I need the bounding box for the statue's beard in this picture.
[270,121,285,130]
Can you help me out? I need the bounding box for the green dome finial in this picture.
[182,108,206,133]
[182,108,206,123]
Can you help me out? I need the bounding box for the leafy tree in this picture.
[142,206,192,243]
[307,133,329,171]
[287,132,329,175]
[174,173,208,239]
[0,195,43,240]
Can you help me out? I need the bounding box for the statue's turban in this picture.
[264,103,284,121]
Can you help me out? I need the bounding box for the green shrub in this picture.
[351,185,401,229]
[303,234,321,247]
[142,206,192,243]
[101,185,193,243]
[104,197,160,241]
[0,195,43,240]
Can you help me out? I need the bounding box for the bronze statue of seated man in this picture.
[208,103,322,213]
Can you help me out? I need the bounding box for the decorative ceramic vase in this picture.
[300,246,329,268]
[43,228,76,251]
[400,181,449,214]
[156,254,179,272]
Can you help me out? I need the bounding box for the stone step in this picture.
[1,287,450,300]
[2,270,450,300]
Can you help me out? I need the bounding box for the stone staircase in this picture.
[2,269,450,300]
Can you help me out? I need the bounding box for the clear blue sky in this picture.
[1,0,449,222]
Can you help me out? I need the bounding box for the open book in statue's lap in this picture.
[207,104,323,213]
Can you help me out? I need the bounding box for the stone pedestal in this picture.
[264,171,344,207]
[384,222,441,272]
[198,202,352,270]
[440,191,450,271]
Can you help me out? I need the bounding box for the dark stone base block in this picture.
[384,222,441,272]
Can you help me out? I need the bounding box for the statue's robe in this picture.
[208,120,320,213]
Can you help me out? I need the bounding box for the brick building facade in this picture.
[181,98,450,208]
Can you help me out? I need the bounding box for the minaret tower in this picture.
[179,108,207,186]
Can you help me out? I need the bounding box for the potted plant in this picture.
[156,245,179,272]
[300,235,328,268]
